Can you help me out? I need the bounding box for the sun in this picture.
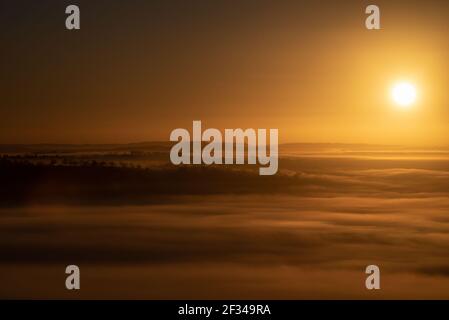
[391,82,417,108]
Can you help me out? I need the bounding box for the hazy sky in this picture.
[0,0,448,145]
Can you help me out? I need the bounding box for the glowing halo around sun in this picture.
[391,82,417,108]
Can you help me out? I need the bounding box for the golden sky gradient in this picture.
[0,0,448,145]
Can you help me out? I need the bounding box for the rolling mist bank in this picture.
[1,143,449,298]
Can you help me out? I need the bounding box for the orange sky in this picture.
[1,0,448,146]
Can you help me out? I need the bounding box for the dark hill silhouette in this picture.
[0,159,295,206]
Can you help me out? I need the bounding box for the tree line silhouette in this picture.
[0,156,296,207]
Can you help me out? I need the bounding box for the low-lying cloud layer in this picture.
[1,148,449,298]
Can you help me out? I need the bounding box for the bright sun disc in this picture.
[392,82,417,107]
